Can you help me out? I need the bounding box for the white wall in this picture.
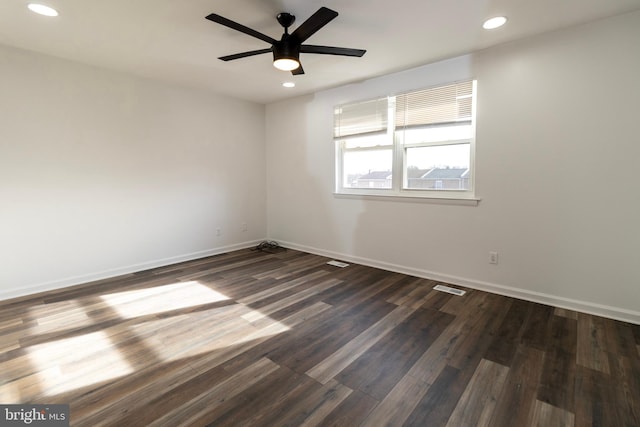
[0,45,266,299]
[266,10,640,323]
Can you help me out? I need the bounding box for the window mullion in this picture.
[388,96,402,193]
[335,140,344,192]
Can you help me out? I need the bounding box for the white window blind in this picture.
[334,97,388,138]
[395,80,473,129]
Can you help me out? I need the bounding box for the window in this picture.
[334,80,476,199]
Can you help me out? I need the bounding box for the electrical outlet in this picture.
[489,251,498,264]
[242,222,247,232]
[216,228,221,237]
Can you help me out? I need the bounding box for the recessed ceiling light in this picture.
[282,82,295,88]
[483,16,507,30]
[28,3,59,17]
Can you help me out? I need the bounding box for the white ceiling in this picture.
[2,0,640,104]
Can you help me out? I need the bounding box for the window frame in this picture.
[334,80,478,202]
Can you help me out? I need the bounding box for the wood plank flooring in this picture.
[1,248,639,426]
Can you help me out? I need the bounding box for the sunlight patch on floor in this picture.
[28,300,93,334]
[0,381,21,403]
[236,316,291,343]
[17,281,294,398]
[101,281,229,318]
[28,331,133,396]
[130,306,291,362]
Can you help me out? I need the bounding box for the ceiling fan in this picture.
[205,7,366,75]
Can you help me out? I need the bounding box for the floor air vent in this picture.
[433,284,466,296]
[327,260,350,268]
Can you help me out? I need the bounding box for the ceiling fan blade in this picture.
[206,14,277,45]
[292,64,305,75]
[300,45,366,57]
[219,48,272,61]
[290,7,338,44]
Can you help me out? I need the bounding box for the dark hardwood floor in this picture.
[1,248,639,426]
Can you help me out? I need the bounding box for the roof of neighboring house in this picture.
[358,171,392,180]
[407,168,429,179]
[422,168,469,179]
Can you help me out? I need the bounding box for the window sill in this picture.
[333,191,480,206]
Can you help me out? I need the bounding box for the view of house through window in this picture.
[334,80,476,197]
[342,133,393,189]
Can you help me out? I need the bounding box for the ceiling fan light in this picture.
[273,58,300,71]
[273,42,300,71]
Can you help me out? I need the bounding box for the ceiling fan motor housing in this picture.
[273,38,300,63]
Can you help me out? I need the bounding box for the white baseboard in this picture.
[0,240,264,302]
[277,240,640,325]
